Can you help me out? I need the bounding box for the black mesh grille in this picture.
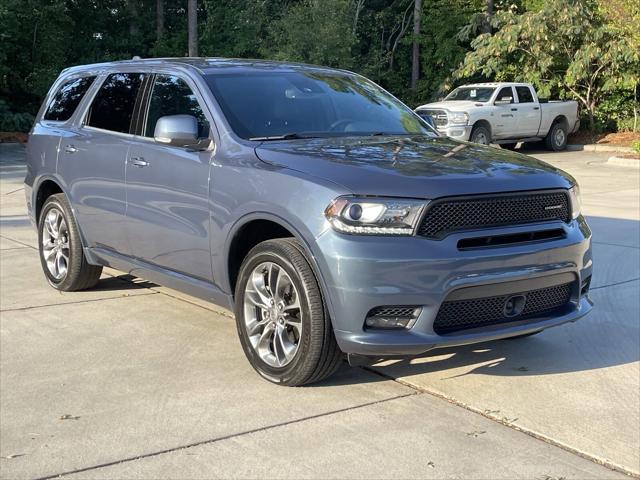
[367,306,420,318]
[434,282,573,334]
[418,191,571,239]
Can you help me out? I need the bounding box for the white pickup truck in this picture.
[415,82,580,151]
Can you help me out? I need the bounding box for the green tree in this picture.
[455,0,640,131]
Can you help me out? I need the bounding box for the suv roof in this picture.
[61,57,351,77]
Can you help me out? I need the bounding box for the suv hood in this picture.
[255,136,573,199]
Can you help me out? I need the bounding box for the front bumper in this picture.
[313,216,593,356]
[437,125,473,141]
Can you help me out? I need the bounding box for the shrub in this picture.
[0,100,35,132]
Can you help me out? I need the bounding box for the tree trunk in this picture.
[482,0,494,34]
[128,0,139,37]
[156,0,164,41]
[188,0,198,57]
[410,0,421,91]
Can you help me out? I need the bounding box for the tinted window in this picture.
[44,76,95,121]
[205,71,434,140]
[444,87,495,102]
[496,87,514,103]
[144,75,208,137]
[87,73,145,133]
[516,86,534,103]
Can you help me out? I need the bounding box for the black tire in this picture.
[38,194,102,291]
[234,238,342,386]
[470,124,491,145]
[544,122,568,151]
[504,330,542,340]
[500,143,518,151]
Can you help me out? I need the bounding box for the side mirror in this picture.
[494,97,513,105]
[154,115,210,149]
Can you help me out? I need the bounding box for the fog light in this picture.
[365,306,422,330]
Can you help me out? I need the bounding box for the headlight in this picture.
[569,184,582,219]
[448,112,469,125]
[324,196,427,235]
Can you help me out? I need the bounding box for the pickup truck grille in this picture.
[417,109,448,127]
[417,191,571,239]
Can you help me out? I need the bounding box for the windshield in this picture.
[204,70,436,140]
[444,87,495,102]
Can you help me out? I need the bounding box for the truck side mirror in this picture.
[494,97,513,105]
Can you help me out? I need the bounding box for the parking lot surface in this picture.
[1,143,638,479]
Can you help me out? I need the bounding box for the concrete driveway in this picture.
[1,143,638,479]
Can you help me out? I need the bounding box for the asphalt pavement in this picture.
[1,143,638,479]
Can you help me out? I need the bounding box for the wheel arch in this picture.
[224,213,336,323]
[472,119,492,136]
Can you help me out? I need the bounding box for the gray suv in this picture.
[25,58,593,386]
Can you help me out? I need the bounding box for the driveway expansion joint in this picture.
[362,366,640,478]
[31,391,418,480]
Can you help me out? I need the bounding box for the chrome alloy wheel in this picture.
[554,127,566,148]
[243,261,302,367]
[41,208,70,280]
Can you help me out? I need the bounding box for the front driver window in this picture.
[496,87,514,103]
[144,75,209,138]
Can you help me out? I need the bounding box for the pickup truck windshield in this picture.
[445,87,495,102]
[205,71,435,140]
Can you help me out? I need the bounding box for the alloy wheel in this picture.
[243,261,302,367]
[41,208,70,280]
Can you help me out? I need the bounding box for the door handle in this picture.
[129,157,149,167]
[533,106,540,110]
[510,108,518,111]
[64,144,78,154]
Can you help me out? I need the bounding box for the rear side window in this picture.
[87,73,145,134]
[144,75,209,137]
[44,76,95,121]
[516,86,534,103]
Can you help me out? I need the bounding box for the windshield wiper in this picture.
[249,133,323,141]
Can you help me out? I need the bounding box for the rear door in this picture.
[124,73,214,282]
[514,85,541,136]
[57,72,147,255]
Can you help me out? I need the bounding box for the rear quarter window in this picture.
[43,76,96,121]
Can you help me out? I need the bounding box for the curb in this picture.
[567,144,634,153]
[607,155,640,169]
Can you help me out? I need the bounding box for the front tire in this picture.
[470,125,491,145]
[544,122,568,151]
[38,194,102,291]
[234,238,342,386]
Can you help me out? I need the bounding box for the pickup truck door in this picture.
[514,85,541,137]
[491,86,518,138]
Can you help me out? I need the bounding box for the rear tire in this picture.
[38,194,102,291]
[470,125,491,145]
[234,238,342,386]
[544,122,568,151]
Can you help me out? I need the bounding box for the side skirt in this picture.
[84,247,234,310]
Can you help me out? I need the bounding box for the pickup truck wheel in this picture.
[470,125,491,145]
[235,238,342,386]
[500,143,518,151]
[38,194,102,291]
[545,122,568,151]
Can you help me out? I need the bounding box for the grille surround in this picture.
[434,282,573,335]
[417,109,448,127]
[417,190,571,239]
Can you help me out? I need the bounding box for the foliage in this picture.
[0,0,638,134]
[0,100,35,132]
[632,140,640,154]
[454,0,640,131]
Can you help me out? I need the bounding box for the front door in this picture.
[125,74,214,282]
[491,86,517,139]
